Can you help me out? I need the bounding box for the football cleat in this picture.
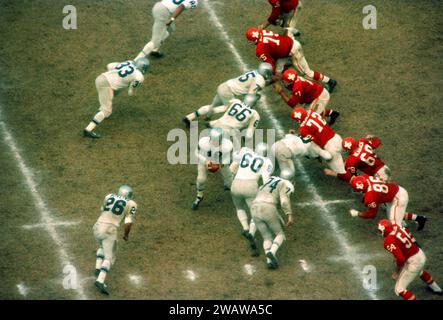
[266,252,279,269]
[95,281,109,295]
[191,196,203,210]
[150,51,164,58]
[328,111,340,126]
[83,129,100,139]
[182,117,191,129]
[416,215,427,231]
[241,230,259,256]
[326,79,337,93]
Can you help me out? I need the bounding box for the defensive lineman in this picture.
[83,58,150,139]
[229,144,274,256]
[183,63,273,126]
[93,185,137,295]
[207,94,261,147]
[192,128,233,210]
[135,0,198,60]
[251,176,294,269]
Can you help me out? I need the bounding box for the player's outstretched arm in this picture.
[167,4,185,26]
[123,223,132,241]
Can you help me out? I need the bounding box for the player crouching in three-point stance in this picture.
[349,175,427,230]
[271,129,332,181]
[93,185,137,295]
[276,68,340,125]
[251,176,294,269]
[229,143,274,256]
[292,107,346,178]
[192,128,233,210]
[135,0,198,60]
[378,219,442,300]
[183,63,273,127]
[84,58,150,139]
[258,0,302,37]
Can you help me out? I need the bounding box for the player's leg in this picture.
[92,223,104,276]
[95,224,117,294]
[266,206,286,269]
[397,187,427,230]
[286,1,302,36]
[324,136,346,174]
[395,263,417,300]
[220,164,233,190]
[84,76,113,138]
[275,142,296,181]
[192,164,207,209]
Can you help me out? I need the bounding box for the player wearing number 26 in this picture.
[349,175,427,230]
[83,58,150,139]
[92,185,138,295]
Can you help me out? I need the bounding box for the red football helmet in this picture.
[378,219,394,237]
[282,69,298,86]
[351,175,369,193]
[342,137,357,153]
[246,27,262,44]
[291,107,307,122]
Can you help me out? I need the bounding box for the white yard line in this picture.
[22,221,81,230]
[184,269,198,282]
[202,0,379,299]
[295,199,354,207]
[0,108,87,299]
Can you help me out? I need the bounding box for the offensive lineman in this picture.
[183,63,273,127]
[229,143,274,256]
[251,176,294,269]
[93,185,137,295]
[258,0,303,37]
[135,0,198,60]
[192,128,233,210]
[207,94,261,147]
[83,58,150,139]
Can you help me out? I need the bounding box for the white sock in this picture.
[322,75,330,83]
[249,219,256,237]
[86,111,106,131]
[196,183,205,198]
[237,210,249,231]
[429,281,442,293]
[97,259,110,283]
[263,240,272,262]
[95,248,104,270]
[270,234,285,255]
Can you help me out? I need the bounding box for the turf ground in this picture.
[0,0,442,300]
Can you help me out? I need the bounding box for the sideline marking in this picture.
[202,0,379,299]
[299,259,311,273]
[0,108,87,299]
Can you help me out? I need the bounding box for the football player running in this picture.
[251,176,294,269]
[349,175,427,230]
[83,58,150,139]
[192,128,233,210]
[93,185,137,295]
[135,0,198,59]
[270,129,332,181]
[207,94,261,147]
[258,0,303,37]
[378,219,442,300]
[245,27,337,92]
[229,143,274,256]
[183,63,273,127]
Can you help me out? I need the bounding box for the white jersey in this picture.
[103,61,144,91]
[280,134,309,156]
[210,99,260,131]
[253,176,294,215]
[226,70,266,96]
[232,147,273,182]
[161,0,198,12]
[196,136,233,165]
[97,193,137,227]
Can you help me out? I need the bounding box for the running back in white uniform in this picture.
[97,193,137,227]
[103,61,145,91]
[161,0,198,12]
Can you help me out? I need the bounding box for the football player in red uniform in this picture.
[258,0,302,37]
[349,175,427,230]
[324,135,391,182]
[378,219,442,300]
[245,28,337,92]
[275,68,340,125]
[292,107,346,176]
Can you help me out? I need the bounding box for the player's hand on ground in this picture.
[349,209,359,217]
[392,272,398,280]
[286,215,294,227]
[273,83,283,94]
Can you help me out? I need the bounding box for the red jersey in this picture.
[360,176,400,219]
[256,30,293,71]
[287,77,324,107]
[267,0,300,25]
[298,111,335,148]
[384,225,420,269]
[345,138,385,177]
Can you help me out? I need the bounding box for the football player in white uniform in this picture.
[83,58,150,139]
[270,129,332,180]
[183,63,273,127]
[207,94,261,147]
[192,128,233,210]
[135,0,198,59]
[251,176,294,269]
[230,143,273,256]
[93,185,137,295]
